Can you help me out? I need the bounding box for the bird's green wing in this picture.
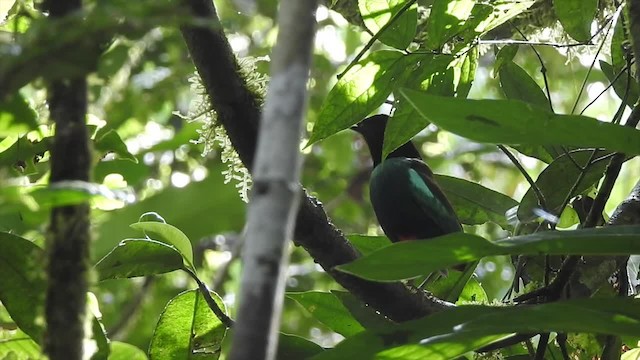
[406,159,462,234]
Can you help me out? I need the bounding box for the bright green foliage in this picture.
[149,290,227,360]
[359,0,417,49]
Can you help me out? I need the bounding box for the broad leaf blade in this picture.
[436,175,518,230]
[149,289,227,360]
[309,50,415,145]
[0,232,45,341]
[313,298,640,360]
[425,0,475,50]
[553,0,597,42]
[399,90,640,155]
[130,222,195,271]
[517,150,610,221]
[499,61,549,109]
[288,291,365,337]
[338,226,640,281]
[95,239,184,280]
[359,0,417,49]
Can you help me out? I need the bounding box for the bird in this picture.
[351,114,462,243]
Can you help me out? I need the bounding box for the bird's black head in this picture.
[351,114,422,166]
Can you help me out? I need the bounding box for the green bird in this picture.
[352,114,462,242]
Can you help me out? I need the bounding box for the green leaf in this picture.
[359,0,417,49]
[399,90,640,155]
[149,289,227,360]
[610,15,627,74]
[425,0,475,50]
[517,150,610,221]
[338,226,640,281]
[0,328,42,360]
[108,342,148,360]
[30,181,127,208]
[455,46,477,98]
[288,291,365,337]
[130,222,195,271]
[435,175,518,230]
[493,45,518,74]
[313,298,640,360]
[94,159,150,186]
[499,61,549,109]
[95,239,184,281]
[428,271,487,304]
[553,0,597,42]
[330,291,391,330]
[347,234,391,255]
[0,232,45,341]
[382,55,455,158]
[0,136,51,175]
[94,128,137,162]
[0,92,38,137]
[458,2,535,43]
[276,333,324,360]
[308,50,412,145]
[600,60,639,109]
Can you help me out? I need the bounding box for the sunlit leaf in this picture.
[108,341,148,360]
[95,239,184,280]
[276,333,324,360]
[130,222,195,271]
[0,92,38,136]
[149,289,227,360]
[359,0,417,49]
[425,0,475,50]
[308,50,415,145]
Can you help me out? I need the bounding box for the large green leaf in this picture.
[313,298,640,359]
[436,175,518,230]
[499,61,549,109]
[600,60,639,109]
[0,92,38,137]
[276,333,324,360]
[95,239,184,281]
[553,0,597,42]
[94,128,137,162]
[425,0,475,50]
[0,136,51,175]
[382,55,455,159]
[458,1,535,44]
[308,50,415,145]
[130,222,195,271]
[288,291,365,337]
[0,232,45,342]
[517,150,611,221]
[338,226,640,281]
[108,341,148,360]
[399,90,640,155]
[359,0,417,50]
[347,234,391,255]
[149,289,227,360]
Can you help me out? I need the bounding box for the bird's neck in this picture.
[373,141,422,167]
